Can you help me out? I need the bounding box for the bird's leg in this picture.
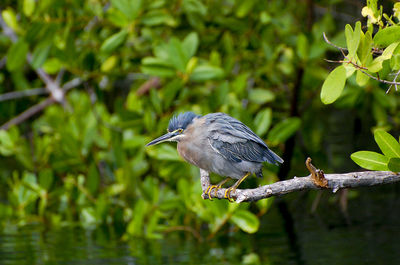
[224,172,251,202]
[205,178,231,200]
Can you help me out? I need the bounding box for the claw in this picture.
[224,187,236,202]
[223,172,250,203]
[205,178,231,200]
[205,185,217,200]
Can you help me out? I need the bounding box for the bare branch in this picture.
[0,88,48,102]
[0,11,84,130]
[200,158,400,202]
[0,12,65,103]
[323,32,400,87]
[0,97,56,130]
[323,32,347,52]
[386,69,400,93]
[62,77,83,91]
[136,77,161,96]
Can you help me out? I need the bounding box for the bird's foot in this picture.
[224,187,236,202]
[205,178,231,200]
[223,173,250,202]
[205,185,218,201]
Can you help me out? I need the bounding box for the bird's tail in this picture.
[264,149,284,165]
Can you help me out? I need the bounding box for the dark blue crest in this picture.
[168,112,200,132]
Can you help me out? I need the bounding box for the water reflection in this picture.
[1,184,399,264]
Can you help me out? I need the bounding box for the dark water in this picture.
[1,184,399,265]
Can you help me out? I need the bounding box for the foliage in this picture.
[351,129,400,171]
[321,1,400,104]
[0,0,399,239]
[320,1,400,172]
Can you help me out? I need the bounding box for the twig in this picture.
[323,32,400,87]
[323,32,347,52]
[0,12,65,103]
[386,69,400,93]
[63,77,83,91]
[136,77,161,96]
[200,158,400,202]
[0,88,48,102]
[0,97,56,130]
[0,78,82,129]
[0,11,83,130]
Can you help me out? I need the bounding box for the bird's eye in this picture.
[178,128,183,133]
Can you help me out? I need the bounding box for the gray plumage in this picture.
[147,112,283,181]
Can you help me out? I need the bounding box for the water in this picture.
[1,184,399,264]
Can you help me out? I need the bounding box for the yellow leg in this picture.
[224,172,251,202]
[205,178,231,200]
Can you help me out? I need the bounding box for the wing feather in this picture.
[206,113,283,164]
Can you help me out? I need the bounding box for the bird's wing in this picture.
[206,113,283,164]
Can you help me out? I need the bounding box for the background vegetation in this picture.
[0,0,399,242]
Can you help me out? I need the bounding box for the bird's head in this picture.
[146,112,200,146]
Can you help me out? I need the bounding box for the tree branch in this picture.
[0,97,56,130]
[0,88,48,102]
[0,12,66,103]
[323,32,400,88]
[201,158,400,202]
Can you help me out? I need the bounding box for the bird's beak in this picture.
[146,132,177,146]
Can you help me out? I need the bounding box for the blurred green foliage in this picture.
[0,0,399,239]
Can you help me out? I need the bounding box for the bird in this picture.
[146,112,283,201]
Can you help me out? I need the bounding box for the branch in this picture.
[0,11,65,103]
[0,79,82,129]
[201,158,400,202]
[0,88,48,102]
[323,32,400,88]
[0,97,56,130]
[0,11,84,130]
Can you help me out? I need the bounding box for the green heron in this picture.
[146,112,283,201]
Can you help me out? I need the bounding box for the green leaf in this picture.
[0,130,14,156]
[189,65,224,81]
[111,0,142,21]
[147,144,181,161]
[235,0,256,18]
[320,65,347,104]
[140,57,176,77]
[2,9,19,32]
[182,32,199,59]
[367,57,383,73]
[87,163,99,194]
[141,10,176,26]
[356,70,369,86]
[101,55,118,72]
[42,58,62,74]
[345,22,361,59]
[6,39,29,71]
[374,130,400,158]
[296,34,308,61]
[351,151,389,170]
[39,169,53,190]
[381,42,400,60]
[100,30,128,53]
[248,89,275,104]
[23,0,36,17]
[254,108,272,136]
[267,117,301,145]
[230,210,260,233]
[373,26,400,48]
[357,31,373,65]
[167,38,187,72]
[31,42,51,69]
[388,158,400,172]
